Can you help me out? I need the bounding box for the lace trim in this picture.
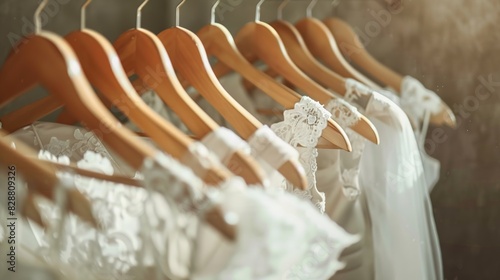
[247,125,299,169]
[32,150,222,280]
[271,97,331,147]
[344,79,372,105]
[325,98,362,128]
[270,96,331,213]
[400,76,442,126]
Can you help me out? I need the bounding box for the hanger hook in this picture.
[34,0,49,34]
[255,0,267,22]
[137,0,150,29]
[277,0,290,20]
[306,0,319,18]
[210,0,221,24]
[176,0,187,27]
[81,0,92,30]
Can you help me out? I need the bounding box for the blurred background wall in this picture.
[1,0,499,279]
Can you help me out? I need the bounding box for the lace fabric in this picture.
[326,98,365,200]
[325,98,362,129]
[270,96,331,213]
[31,150,205,280]
[3,122,229,280]
[192,178,358,280]
[3,122,357,280]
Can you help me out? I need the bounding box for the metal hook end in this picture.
[211,0,221,24]
[306,0,319,18]
[255,0,266,22]
[176,0,187,27]
[277,0,290,20]
[137,0,150,29]
[81,0,92,30]
[34,0,49,34]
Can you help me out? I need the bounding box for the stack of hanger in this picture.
[0,0,454,279]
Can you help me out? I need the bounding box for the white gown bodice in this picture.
[0,122,357,280]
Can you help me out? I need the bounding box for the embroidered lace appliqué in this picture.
[325,98,365,200]
[44,128,108,158]
[325,98,362,128]
[344,78,373,105]
[270,96,331,213]
[32,150,219,280]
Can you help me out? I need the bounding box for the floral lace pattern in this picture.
[31,148,222,280]
[270,96,331,213]
[325,98,362,128]
[344,78,373,105]
[35,151,151,280]
[282,188,360,280]
[193,180,358,280]
[326,98,365,200]
[43,128,108,158]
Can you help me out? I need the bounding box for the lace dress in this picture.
[381,76,443,191]
[177,112,358,280]
[0,122,357,280]
[316,98,374,280]
[343,79,443,280]
[1,122,228,280]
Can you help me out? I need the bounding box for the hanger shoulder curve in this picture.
[270,20,345,95]
[157,27,262,140]
[295,18,380,90]
[233,21,351,150]
[270,21,379,144]
[197,23,308,190]
[113,28,219,138]
[0,129,98,227]
[0,31,157,169]
[323,18,402,91]
[324,18,456,128]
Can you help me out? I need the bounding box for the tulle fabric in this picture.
[357,90,443,280]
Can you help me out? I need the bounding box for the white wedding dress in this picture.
[343,79,443,280]
[0,122,357,280]
[381,76,443,191]
[316,98,375,280]
[176,122,359,279]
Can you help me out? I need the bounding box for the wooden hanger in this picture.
[294,9,380,89]
[211,0,353,151]
[112,0,264,186]
[155,0,315,186]
[323,17,457,128]
[0,129,97,228]
[1,0,233,186]
[157,1,261,140]
[0,0,235,241]
[197,1,311,189]
[258,0,378,144]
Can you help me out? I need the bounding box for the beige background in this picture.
[1,0,500,279]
